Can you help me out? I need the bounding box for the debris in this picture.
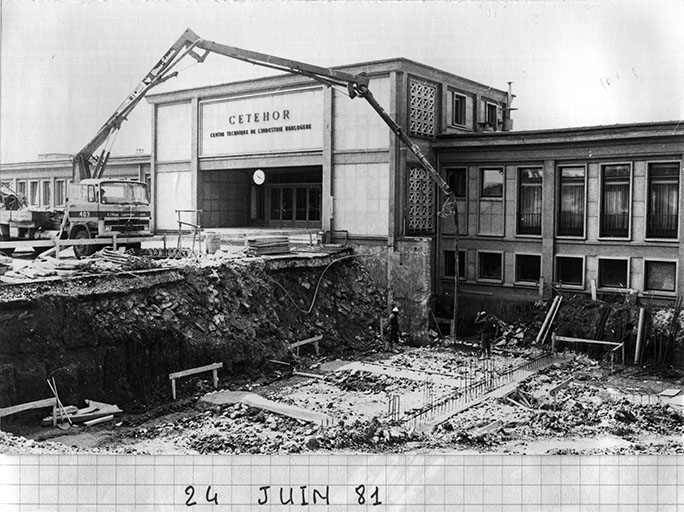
[41,400,122,426]
[245,236,290,255]
[83,414,115,427]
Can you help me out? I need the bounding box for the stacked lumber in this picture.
[0,257,90,283]
[245,236,290,255]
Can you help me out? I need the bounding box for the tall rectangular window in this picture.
[598,258,628,288]
[452,93,466,126]
[558,167,585,237]
[517,168,542,235]
[55,180,66,207]
[647,162,679,239]
[485,102,498,129]
[41,181,51,207]
[447,168,467,198]
[16,180,27,199]
[29,181,39,206]
[600,164,631,238]
[481,169,503,198]
[444,250,465,279]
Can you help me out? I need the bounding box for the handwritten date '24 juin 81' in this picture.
[184,484,382,507]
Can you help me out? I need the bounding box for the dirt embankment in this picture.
[0,257,386,411]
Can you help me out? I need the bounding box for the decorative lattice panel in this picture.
[407,166,434,233]
[409,80,436,137]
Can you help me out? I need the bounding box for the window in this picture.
[55,180,66,206]
[485,102,498,130]
[600,164,631,238]
[481,169,503,198]
[16,180,27,199]
[452,93,466,126]
[29,181,39,206]
[41,181,51,207]
[444,250,465,279]
[516,254,541,283]
[558,166,585,237]
[555,256,584,287]
[446,168,467,198]
[478,252,503,281]
[645,261,676,292]
[598,259,628,288]
[518,168,542,235]
[647,162,679,239]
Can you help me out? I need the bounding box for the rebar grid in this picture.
[402,352,553,427]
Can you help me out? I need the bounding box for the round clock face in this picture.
[253,169,265,185]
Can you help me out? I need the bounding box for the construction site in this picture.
[0,25,682,458]
[0,237,682,456]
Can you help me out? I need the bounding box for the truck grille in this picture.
[104,220,150,232]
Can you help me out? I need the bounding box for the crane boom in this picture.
[73,28,206,181]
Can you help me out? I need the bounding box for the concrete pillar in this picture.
[190,97,200,220]
[388,71,400,247]
[541,159,556,299]
[677,156,684,293]
[322,86,333,231]
[150,105,158,232]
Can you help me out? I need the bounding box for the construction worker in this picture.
[474,310,496,359]
[386,306,400,352]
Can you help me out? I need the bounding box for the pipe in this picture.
[634,308,646,365]
[536,296,559,344]
[542,296,563,344]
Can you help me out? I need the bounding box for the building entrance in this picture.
[261,167,322,229]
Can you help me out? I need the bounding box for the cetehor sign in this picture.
[200,88,323,157]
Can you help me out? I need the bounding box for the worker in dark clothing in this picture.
[386,306,400,352]
[474,310,496,359]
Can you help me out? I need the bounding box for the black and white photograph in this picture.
[0,0,682,510]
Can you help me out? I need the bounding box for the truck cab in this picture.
[67,178,152,257]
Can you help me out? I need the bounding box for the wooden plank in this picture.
[169,362,223,380]
[555,336,621,347]
[549,378,573,396]
[0,398,56,418]
[292,371,327,380]
[84,415,114,426]
[290,335,323,349]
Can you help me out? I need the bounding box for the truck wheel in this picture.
[72,230,95,259]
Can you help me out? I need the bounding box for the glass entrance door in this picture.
[268,184,321,228]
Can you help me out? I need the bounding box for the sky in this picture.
[1,0,682,163]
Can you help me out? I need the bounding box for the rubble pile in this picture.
[430,355,683,453]
[0,430,75,455]
[330,369,421,394]
[0,255,386,410]
[113,403,417,455]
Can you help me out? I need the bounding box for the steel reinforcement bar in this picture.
[402,352,553,428]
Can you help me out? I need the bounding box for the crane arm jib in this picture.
[73,28,204,181]
[193,39,370,93]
